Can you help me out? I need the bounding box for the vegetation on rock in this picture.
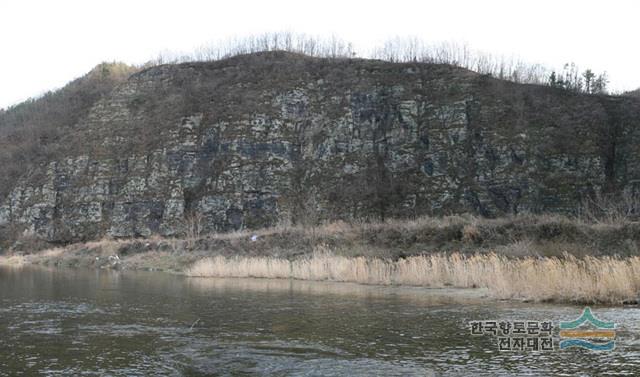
[0,35,639,251]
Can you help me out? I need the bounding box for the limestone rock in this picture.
[1,52,639,244]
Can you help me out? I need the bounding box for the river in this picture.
[0,266,639,376]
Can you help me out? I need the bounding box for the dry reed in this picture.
[186,252,640,304]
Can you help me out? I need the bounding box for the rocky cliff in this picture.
[1,51,640,245]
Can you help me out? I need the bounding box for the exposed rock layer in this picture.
[1,52,640,243]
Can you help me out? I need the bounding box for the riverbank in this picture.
[186,252,640,305]
[2,214,640,305]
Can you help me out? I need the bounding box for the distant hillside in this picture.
[625,89,640,98]
[1,51,640,246]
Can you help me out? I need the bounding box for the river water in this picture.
[0,266,639,376]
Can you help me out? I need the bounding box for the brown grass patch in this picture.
[186,252,640,305]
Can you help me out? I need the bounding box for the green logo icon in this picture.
[559,308,615,351]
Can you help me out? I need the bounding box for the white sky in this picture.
[1,0,638,110]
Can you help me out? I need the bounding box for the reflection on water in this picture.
[0,266,639,376]
[186,275,492,304]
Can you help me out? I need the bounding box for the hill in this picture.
[1,51,640,246]
[0,62,137,197]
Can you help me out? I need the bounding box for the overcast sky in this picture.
[1,0,638,110]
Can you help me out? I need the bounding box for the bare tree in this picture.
[185,212,204,248]
[140,33,611,94]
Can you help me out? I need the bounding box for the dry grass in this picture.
[7,211,640,258]
[578,189,640,225]
[83,238,126,255]
[0,254,26,266]
[38,248,66,258]
[492,254,640,304]
[186,251,640,305]
[496,239,540,257]
[6,212,640,305]
[185,250,503,288]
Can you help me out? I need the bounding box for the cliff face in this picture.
[1,51,640,244]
